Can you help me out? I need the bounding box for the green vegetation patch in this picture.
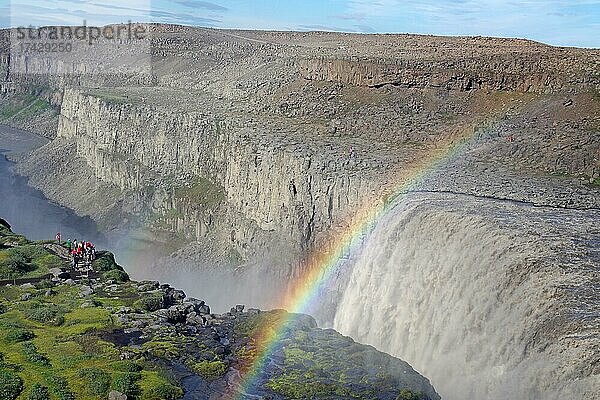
[0,369,24,400]
[92,252,130,282]
[5,327,35,343]
[0,224,28,247]
[102,269,130,283]
[22,341,51,366]
[138,371,183,400]
[266,370,356,399]
[24,302,66,326]
[111,372,141,398]
[0,244,63,280]
[397,389,424,400]
[133,293,165,312]
[110,360,143,373]
[0,93,52,121]
[83,89,138,105]
[141,340,180,358]
[234,310,288,338]
[92,251,121,272]
[188,360,227,381]
[45,374,75,400]
[27,383,50,400]
[78,367,111,396]
[174,176,225,210]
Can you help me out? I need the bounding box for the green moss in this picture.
[397,389,424,400]
[266,371,355,399]
[111,372,140,397]
[24,303,66,326]
[0,93,48,120]
[102,269,130,283]
[84,90,137,105]
[60,307,114,335]
[5,327,35,343]
[138,371,183,400]
[78,368,111,396]
[234,310,287,338]
[141,341,179,358]
[16,98,52,119]
[283,347,315,367]
[0,369,23,400]
[32,254,64,271]
[45,374,75,400]
[133,293,165,312]
[22,341,51,366]
[0,225,28,247]
[189,360,227,381]
[110,360,143,373]
[92,252,122,272]
[0,245,58,280]
[0,249,33,279]
[27,383,50,400]
[174,176,225,210]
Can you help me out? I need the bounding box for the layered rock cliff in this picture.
[54,87,386,264]
[3,23,599,278]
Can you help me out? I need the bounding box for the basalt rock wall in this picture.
[57,89,381,261]
[298,56,599,93]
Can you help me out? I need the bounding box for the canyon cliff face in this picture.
[55,87,384,264]
[298,55,591,92]
[2,24,598,271]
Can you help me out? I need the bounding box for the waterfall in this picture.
[331,194,596,399]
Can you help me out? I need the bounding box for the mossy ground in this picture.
[233,311,426,400]
[0,227,181,400]
[0,94,54,122]
[0,278,186,400]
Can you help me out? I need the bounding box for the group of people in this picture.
[54,232,97,268]
[66,238,96,267]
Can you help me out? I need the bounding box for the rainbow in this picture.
[225,113,511,398]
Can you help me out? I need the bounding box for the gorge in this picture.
[0,25,599,399]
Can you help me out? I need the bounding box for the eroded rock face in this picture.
[54,87,386,263]
[4,27,598,257]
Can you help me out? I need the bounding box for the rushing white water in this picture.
[331,193,598,399]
